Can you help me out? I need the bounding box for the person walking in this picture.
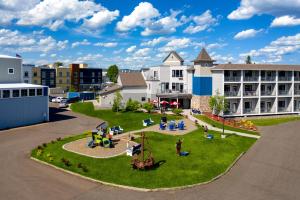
[176,139,183,155]
[204,125,208,136]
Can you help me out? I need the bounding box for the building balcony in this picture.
[145,76,160,81]
[224,77,241,82]
[244,77,258,82]
[157,89,189,94]
[261,90,275,96]
[278,76,292,81]
[295,77,300,81]
[278,107,290,112]
[243,91,258,96]
[224,91,240,97]
[261,108,274,113]
[278,90,291,96]
[243,108,259,114]
[294,107,300,112]
[294,90,300,95]
[261,76,276,81]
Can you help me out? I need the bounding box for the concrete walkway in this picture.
[182,110,260,139]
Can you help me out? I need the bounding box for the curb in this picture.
[30,151,245,192]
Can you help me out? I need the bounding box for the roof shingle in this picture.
[119,72,147,87]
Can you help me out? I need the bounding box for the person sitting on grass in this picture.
[204,125,208,137]
[176,139,183,155]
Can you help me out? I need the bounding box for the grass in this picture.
[195,115,259,135]
[251,115,300,126]
[70,102,182,132]
[32,129,256,189]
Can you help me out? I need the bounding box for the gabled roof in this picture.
[163,51,184,62]
[194,48,214,62]
[119,72,147,87]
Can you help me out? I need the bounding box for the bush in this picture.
[143,102,154,113]
[172,108,183,116]
[125,98,140,111]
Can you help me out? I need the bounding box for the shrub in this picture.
[42,143,47,148]
[37,145,43,150]
[36,149,43,156]
[56,137,62,141]
[125,98,140,111]
[143,102,154,113]
[77,163,83,168]
[172,108,183,116]
[82,166,88,172]
[61,158,72,167]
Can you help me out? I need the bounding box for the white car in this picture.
[51,97,64,103]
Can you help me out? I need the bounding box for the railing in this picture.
[295,77,300,81]
[261,90,274,96]
[261,76,276,81]
[224,77,241,82]
[261,108,274,113]
[294,90,300,95]
[145,76,160,81]
[157,89,188,94]
[278,76,292,81]
[243,108,259,114]
[244,77,259,82]
[224,110,241,115]
[244,91,258,96]
[224,91,240,97]
[278,107,289,112]
[278,90,291,95]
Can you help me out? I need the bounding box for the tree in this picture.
[245,55,252,64]
[112,91,123,112]
[143,102,154,113]
[54,62,63,67]
[68,85,77,92]
[172,108,183,116]
[107,65,119,83]
[209,90,228,117]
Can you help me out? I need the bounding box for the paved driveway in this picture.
[0,106,300,200]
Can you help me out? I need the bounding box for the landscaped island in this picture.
[32,129,256,189]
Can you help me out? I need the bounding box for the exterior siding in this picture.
[193,76,212,96]
[0,95,48,130]
[0,57,22,83]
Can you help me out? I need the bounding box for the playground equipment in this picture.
[109,126,124,135]
[126,144,142,156]
[131,132,155,170]
[87,122,114,148]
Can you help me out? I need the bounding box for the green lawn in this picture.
[251,115,300,126]
[195,115,259,135]
[32,129,256,189]
[70,102,182,132]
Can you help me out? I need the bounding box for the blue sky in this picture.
[0,0,300,68]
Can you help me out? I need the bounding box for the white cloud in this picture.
[0,28,68,53]
[206,43,227,50]
[141,37,167,46]
[234,29,262,40]
[71,39,91,48]
[82,9,119,30]
[228,0,300,20]
[126,45,137,53]
[50,53,57,58]
[141,10,182,36]
[159,38,191,52]
[94,42,118,48]
[11,0,118,31]
[271,15,300,27]
[211,52,235,63]
[116,2,159,32]
[75,53,103,62]
[240,33,300,63]
[134,48,151,57]
[184,10,218,34]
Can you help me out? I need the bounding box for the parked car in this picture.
[66,97,80,103]
[49,96,55,102]
[51,96,64,103]
[59,99,68,108]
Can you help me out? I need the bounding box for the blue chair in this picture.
[178,121,185,130]
[207,134,214,140]
[159,123,166,130]
[169,123,175,131]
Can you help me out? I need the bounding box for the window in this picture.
[3,90,10,98]
[50,72,55,78]
[279,85,286,91]
[224,85,230,92]
[8,68,14,74]
[172,83,184,92]
[50,80,54,86]
[66,72,70,77]
[67,79,70,84]
[34,80,38,84]
[59,79,62,84]
[21,89,28,97]
[29,89,35,96]
[59,72,63,77]
[80,79,83,84]
[33,72,37,77]
[232,71,238,77]
[42,80,46,85]
[24,80,29,83]
[92,79,95,83]
[172,70,183,77]
[245,85,253,91]
[24,71,29,77]
[245,102,251,109]
[245,71,252,77]
[154,71,158,78]
[278,101,285,107]
[42,71,46,78]
[92,72,95,77]
[12,90,20,97]
[141,97,146,101]
[37,89,42,96]
[80,72,83,78]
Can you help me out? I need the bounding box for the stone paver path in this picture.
[182,110,260,139]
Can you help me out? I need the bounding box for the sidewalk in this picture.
[182,110,260,139]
